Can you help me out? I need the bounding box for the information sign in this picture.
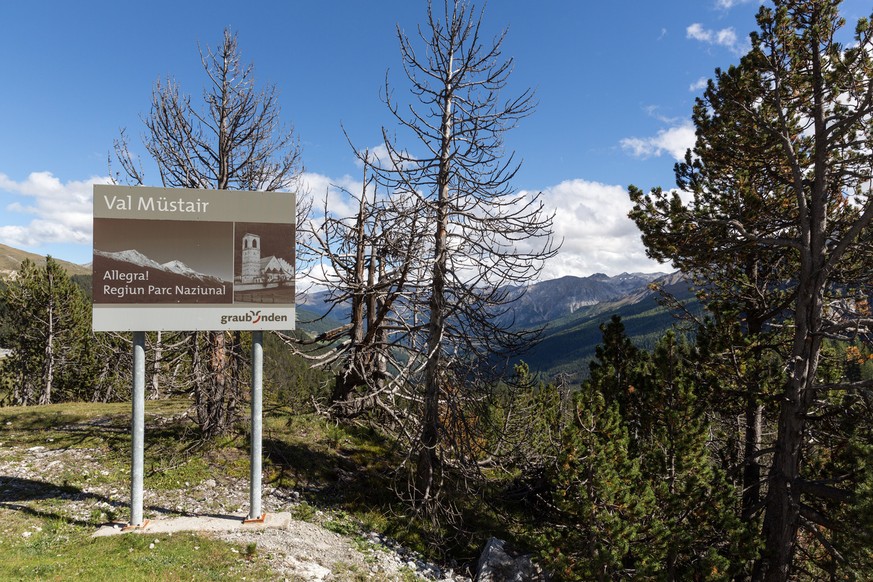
[92,185,295,331]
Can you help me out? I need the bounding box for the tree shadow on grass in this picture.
[0,475,194,528]
[262,437,394,513]
[1,407,202,450]
[0,475,127,528]
[263,438,349,493]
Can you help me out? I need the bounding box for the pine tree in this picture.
[635,332,755,580]
[629,2,873,577]
[1,258,95,405]
[589,315,646,454]
[538,317,653,579]
[552,319,756,578]
[544,386,654,580]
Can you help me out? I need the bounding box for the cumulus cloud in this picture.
[0,171,110,249]
[302,171,666,281]
[300,170,368,222]
[353,143,392,169]
[620,121,695,161]
[686,23,736,46]
[521,180,666,280]
[0,167,672,282]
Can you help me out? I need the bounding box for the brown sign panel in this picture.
[92,185,295,331]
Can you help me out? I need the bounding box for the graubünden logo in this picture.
[220,310,289,325]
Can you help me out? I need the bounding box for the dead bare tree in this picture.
[112,28,304,439]
[373,0,558,512]
[292,151,427,421]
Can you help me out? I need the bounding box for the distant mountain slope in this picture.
[519,272,697,381]
[297,271,671,331]
[296,290,352,323]
[0,243,91,279]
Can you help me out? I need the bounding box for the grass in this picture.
[0,508,275,581]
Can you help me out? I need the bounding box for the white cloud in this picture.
[353,143,392,169]
[620,121,695,161]
[687,22,746,55]
[689,77,709,91]
[716,0,756,9]
[300,170,368,222]
[522,179,666,280]
[0,172,110,249]
[687,22,737,46]
[303,172,666,281]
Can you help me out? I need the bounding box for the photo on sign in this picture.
[93,218,234,304]
[233,222,296,305]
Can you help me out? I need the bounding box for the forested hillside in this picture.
[0,242,90,278]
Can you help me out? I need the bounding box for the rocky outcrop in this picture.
[474,537,548,581]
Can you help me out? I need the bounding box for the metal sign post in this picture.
[129,331,146,528]
[247,331,265,522]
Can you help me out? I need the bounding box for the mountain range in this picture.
[298,270,694,381]
[518,271,695,380]
[503,272,666,328]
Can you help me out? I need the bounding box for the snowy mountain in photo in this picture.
[94,249,224,283]
[94,249,164,271]
[162,259,205,279]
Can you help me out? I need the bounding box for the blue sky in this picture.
[1,0,870,278]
